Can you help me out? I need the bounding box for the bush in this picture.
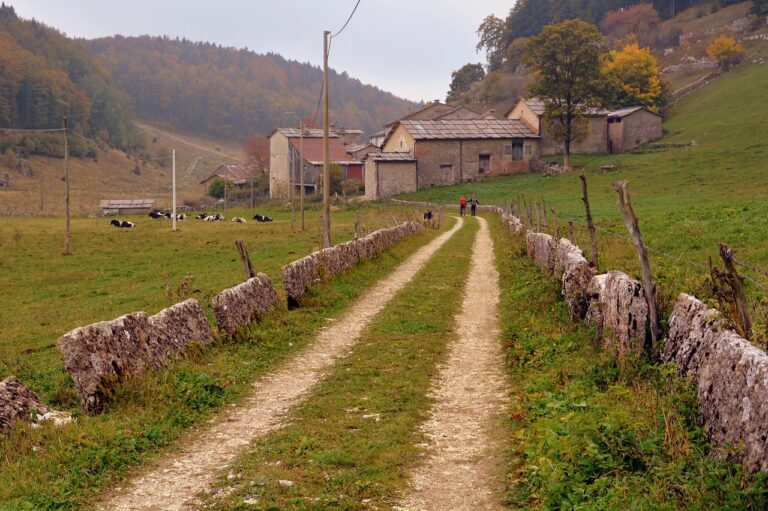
[207,177,233,199]
[707,35,744,71]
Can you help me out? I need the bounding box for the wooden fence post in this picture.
[719,243,753,340]
[568,220,574,243]
[526,201,533,230]
[535,202,542,232]
[613,180,659,359]
[540,198,548,230]
[551,208,559,239]
[235,240,256,281]
[580,170,599,271]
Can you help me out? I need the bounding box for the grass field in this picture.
[401,56,768,340]
[0,204,439,509]
[0,202,424,406]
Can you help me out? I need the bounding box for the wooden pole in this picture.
[613,180,659,358]
[39,175,43,212]
[551,208,559,238]
[223,158,228,219]
[289,128,295,232]
[535,201,541,232]
[235,240,256,281]
[568,220,574,243]
[526,201,533,230]
[719,243,753,340]
[540,198,548,230]
[250,167,254,209]
[321,30,331,248]
[300,124,305,231]
[63,117,70,255]
[172,149,177,232]
[580,170,598,271]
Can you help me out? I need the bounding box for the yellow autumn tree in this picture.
[601,42,663,110]
[707,35,744,71]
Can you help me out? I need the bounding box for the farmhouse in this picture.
[365,118,539,199]
[269,128,363,199]
[506,97,663,155]
[607,107,663,153]
[506,98,610,155]
[199,163,250,195]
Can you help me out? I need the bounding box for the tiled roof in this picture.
[521,98,609,117]
[364,152,417,162]
[397,119,538,140]
[290,137,362,165]
[200,164,250,184]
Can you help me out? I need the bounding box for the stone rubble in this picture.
[525,231,556,274]
[0,376,71,433]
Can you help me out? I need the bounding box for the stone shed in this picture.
[364,152,417,200]
[608,107,663,153]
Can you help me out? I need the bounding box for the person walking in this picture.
[470,196,479,216]
[459,195,467,216]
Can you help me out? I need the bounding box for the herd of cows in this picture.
[109,209,274,228]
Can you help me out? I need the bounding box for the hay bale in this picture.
[212,273,279,335]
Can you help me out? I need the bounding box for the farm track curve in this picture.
[396,216,509,511]
[97,217,465,511]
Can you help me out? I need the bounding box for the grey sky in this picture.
[13,0,515,102]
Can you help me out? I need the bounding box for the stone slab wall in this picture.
[282,221,423,306]
[663,293,768,472]
[58,298,214,413]
[212,274,279,336]
[555,239,595,321]
[526,231,556,274]
[586,271,649,358]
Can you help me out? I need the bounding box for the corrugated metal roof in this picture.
[275,128,339,138]
[609,106,661,118]
[398,119,538,140]
[365,152,417,162]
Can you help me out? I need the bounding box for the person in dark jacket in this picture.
[469,196,479,216]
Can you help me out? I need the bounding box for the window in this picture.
[479,154,491,173]
[505,142,524,160]
[440,164,453,173]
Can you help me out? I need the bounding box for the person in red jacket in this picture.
[459,195,467,216]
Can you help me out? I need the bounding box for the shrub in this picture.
[707,35,744,71]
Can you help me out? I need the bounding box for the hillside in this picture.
[0,4,141,153]
[86,36,420,140]
[455,1,765,113]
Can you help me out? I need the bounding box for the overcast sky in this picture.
[13,0,515,102]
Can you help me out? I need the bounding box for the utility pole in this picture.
[322,30,331,247]
[300,123,305,231]
[39,175,43,212]
[250,166,254,209]
[172,148,177,232]
[63,117,70,255]
[223,158,228,219]
[290,131,295,231]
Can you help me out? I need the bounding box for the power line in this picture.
[332,0,362,38]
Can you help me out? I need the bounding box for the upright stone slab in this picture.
[585,271,648,358]
[555,239,595,321]
[58,312,154,413]
[282,254,321,305]
[525,231,555,274]
[212,273,279,336]
[149,299,215,364]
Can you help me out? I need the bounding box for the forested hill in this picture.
[0,4,142,152]
[87,36,419,140]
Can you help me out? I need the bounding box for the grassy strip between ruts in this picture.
[486,213,768,510]
[197,217,479,510]
[0,220,443,511]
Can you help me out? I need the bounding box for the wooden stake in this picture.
[580,170,598,271]
[719,243,753,340]
[613,180,659,359]
[235,240,256,281]
[540,198,548,229]
[535,202,542,232]
[568,220,574,243]
[526,201,533,229]
[63,117,70,255]
[551,208,559,238]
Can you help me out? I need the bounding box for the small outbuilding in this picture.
[199,164,250,195]
[607,107,663,153]
[100,199,156,216]
[364,152,417,200]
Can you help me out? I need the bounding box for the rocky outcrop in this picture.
[282,222,423,306]
[586,271,648,358]
[663,293,768,472]
[212,274,279,336]
[555,239,595,321]
[526,232,555,274]
[58,299,214,413]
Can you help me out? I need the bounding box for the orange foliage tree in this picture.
[707,35,745,71]
[600,4,661,48]
[601,42,663,109]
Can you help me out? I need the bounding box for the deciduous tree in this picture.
[707,35,744,71]
[476,15,507,71]
[446,63,485,102]
[601,4,661,49]
[524,20,607,169]
[601,42,663,109]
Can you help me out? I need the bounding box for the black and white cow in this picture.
[195,213,208,220]
[423,210,433,221]
[253,214,273,222]
[110,219,134,228]
[232,217,247,223]
[205,213,224,222]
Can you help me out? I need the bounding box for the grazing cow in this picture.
[149,209,166,219]
[232,217,247,223]
[205,213,224,222]
[110,219,134,228]
[176,214,186,221]
[253,214,273,222]
[195,213,208,220]
[423,210,433,221]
